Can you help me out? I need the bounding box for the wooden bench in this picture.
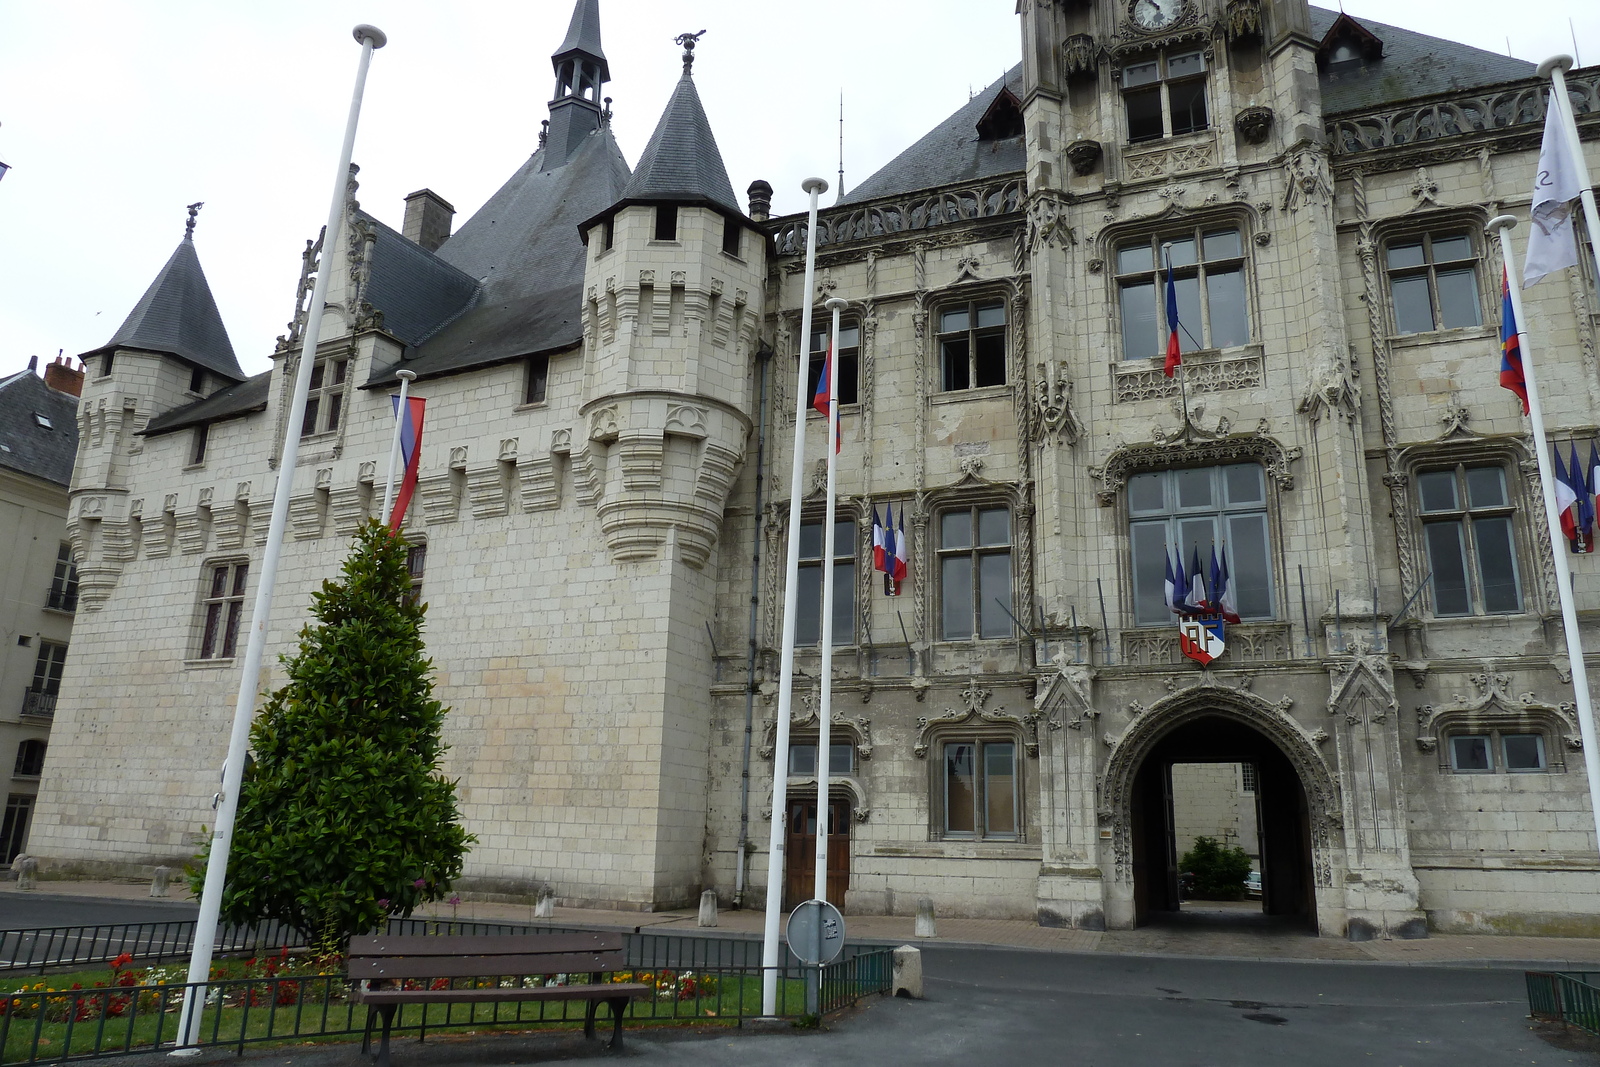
[347,932,651,1064]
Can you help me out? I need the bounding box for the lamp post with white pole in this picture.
[172,24,387,1054]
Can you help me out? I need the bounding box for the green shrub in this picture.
[1179,836,1253,899]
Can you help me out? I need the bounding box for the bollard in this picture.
[150,865,172,898]
[15,856,38,891]
[914,896,936,938]
[698,889,719,927]
[534,885,555,919]
[892,945,924,998]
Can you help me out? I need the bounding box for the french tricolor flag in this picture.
[389,394,426,528]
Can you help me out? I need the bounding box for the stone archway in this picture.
[1097,683,1343,930]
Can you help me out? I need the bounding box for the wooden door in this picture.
[785,797,851,907]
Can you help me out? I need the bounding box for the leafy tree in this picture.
[1179,836,1253,900]
[190,520,473,953]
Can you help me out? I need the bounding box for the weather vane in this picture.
[185,201,204,240]
[674,30,706,73]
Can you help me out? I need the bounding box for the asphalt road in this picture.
[0,892,197,930]
[59,945,1597,1067]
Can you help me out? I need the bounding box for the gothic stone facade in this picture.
[26,0,1600,937]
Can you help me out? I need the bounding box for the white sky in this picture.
[1,1,1596,383]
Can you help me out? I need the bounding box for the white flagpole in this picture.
[381,369,416,522]
[1539,57,1600,286]
[814,297,846,902]
[173,25,387,1054]
[1488,215,1600,850]
[761,176,828,1017]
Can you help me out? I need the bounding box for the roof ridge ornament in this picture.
[674,30,706,74]
[185,201,204,241]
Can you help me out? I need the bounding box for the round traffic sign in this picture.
[785,898,846,965]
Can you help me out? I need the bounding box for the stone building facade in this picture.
[23,0,1600,937]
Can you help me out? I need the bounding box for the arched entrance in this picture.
[1129,716,1314,926]
[1099,685,1341,934]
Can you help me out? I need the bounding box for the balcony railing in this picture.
[46,588,78,612]
[21,689,57,720]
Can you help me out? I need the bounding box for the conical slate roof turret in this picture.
[86,205,243,382]
[618,51,739,216]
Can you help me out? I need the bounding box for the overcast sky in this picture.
[1,1,1596,384]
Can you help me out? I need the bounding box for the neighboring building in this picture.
[22,0,1600,937]
[0,356,82,865]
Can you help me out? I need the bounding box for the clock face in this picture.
[1132,0,1183,30]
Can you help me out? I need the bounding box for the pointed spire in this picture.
[554,0,608,82]
[85,218,243,382]
[544,0,611,170]
[619,35,738,215]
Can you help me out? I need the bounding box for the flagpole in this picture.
[1488,215,1600,850]
[1539,56,1600,286]
[762,176,829,1017]
[381,369,416,521]
[171,25,386,1053]
[814,297,846,903]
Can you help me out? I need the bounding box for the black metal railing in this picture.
[0,934,893,1063]
[1527,971,1600,1036]
[45,588,77,613]
[0,920,303,977]
[18,691,55,720]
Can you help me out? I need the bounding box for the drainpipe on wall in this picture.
[733,339,774,909]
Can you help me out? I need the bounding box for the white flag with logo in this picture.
[1524,94,1585,287]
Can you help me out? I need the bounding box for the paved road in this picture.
[0,892,197,930]
[76,945,1599,1067]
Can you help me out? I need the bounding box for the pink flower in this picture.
[377,898,390,909]
[413,878,426,889]
[448,895,461,907]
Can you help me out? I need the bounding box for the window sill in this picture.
[10,774,42,783]
[719,251,747,265]
[41,606,75,619]
[514,401,549,413]
[805,404,861,418]
[184,657,235,670]
[929,384,1011,406]
[183,462,206,472]
[1388,325,1495,348]
[872,841,1040,860]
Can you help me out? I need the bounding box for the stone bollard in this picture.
[15,856,38,891]
[150,866,172,898]
[698,889,719,928]
[534,885,555,919]
[914,896,936,938]
[892,945,923,998]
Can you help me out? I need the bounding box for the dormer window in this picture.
[1122,50,1208,143]
[976,88,1025,142]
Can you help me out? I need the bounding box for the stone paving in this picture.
[9,879,1600,967]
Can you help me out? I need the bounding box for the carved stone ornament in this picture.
[1090,426,1299,506]
[1234,106,1274,146]
[914,682,1044,759]
[1327,70,1600,156]
[1063,34,1097,77]
[1027,192,1077,253]
[1223,0,1263,41]
[1415,667,1581,764]
[1066,139,1104,176]
[1034,362,1085,445]
[772,177,1025,257]
[1296,341,1359,421]
[1281,147,1333,211]
[758,695,874,763]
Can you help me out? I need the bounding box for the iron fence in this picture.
[0,924,894,1064]
[1526,971,1600,1036]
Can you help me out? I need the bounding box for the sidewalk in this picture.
[10,878,1600,968]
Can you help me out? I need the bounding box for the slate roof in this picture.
[554,0,608,81]
[1310,8,1536,114]
[615,72,740,215]
[839,67,1026,206]
[141,370,270,438]
[83,235,244,383]
[358,211,481,348]
[367,125,631,385]
[0,369,80,488]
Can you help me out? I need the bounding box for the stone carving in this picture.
[1409,166,1441,209]
[1327,71,1598,155]
[1114,350,1262,402]
[914,682,1043,758]
[1090,428,1298,506]
[1223,0,1263,40]
[1436,407,1472,439]
[1234,106,1273,145]
[1066,139,1103,176]
[759,701,874,762]
[1062,34,1097,77]
[1296,342,1359,421]
[954,255,982,283]
[589,406,620,442]
[1033,362,1085,444]
[1121,624,1293,666]
[1415,668,1580,764]
[772,178,1026,255]
[1125,140,1217,182]
[1282,147,1333,211]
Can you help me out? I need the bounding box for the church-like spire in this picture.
[543,0,610,170]
[618,33,738,215]
[83,205,243,382]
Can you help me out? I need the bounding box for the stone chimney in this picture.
[402,189,456,252]
[746,180,773,223]
[43,355,84,397]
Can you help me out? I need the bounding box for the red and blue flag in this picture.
[1499,268,1529,414]
[1163,256,1182,378]
[389,394,426,528]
